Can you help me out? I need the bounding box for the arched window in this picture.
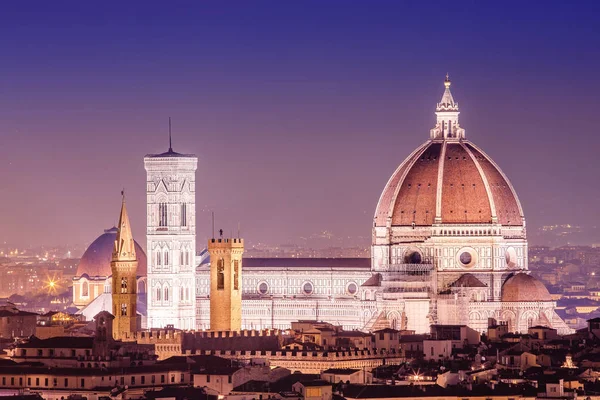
[185,251,189,266]
[159,203,168,227]
[180,251,183,265]
[121,304,127,316]
[156,287,161,302]
[164,251,169,266]
[185,287,190,301]
[121,277,128,294]
[164,286,169,302]
[82,281,89,297]
[217,259,225,290]
[156,251,161,266]
[180,287,184,301]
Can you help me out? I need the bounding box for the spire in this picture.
[438,73,457,110]
[430,74,465,140]
[112,192,137,262]
[168,117,173,152]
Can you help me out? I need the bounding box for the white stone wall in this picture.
[145,156,197,330]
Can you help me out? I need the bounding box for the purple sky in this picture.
[1,2,599,249]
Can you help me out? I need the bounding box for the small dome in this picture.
[76,227,147,277]
[501,273,552,302]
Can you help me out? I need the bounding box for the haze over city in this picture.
[1,1,599,249]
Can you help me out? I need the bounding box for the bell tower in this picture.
[111,195,138,340]
[208,234,244,331]
[144,133,198,330]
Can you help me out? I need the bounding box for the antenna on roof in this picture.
[168,117,173,152]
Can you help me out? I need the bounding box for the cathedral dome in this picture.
[374,77,524,228]
[501,273,552,302]
[76,227,147,277]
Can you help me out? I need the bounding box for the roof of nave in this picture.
[199,257,370,270]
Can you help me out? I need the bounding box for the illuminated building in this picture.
[144,142,198,330]
[189,77,570,334]
[110,196,139,339]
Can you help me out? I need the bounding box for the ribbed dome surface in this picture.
[501,273,552,302]
[76,227,147,277]
[374,140,524,227]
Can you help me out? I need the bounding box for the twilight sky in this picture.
[1,1,599,250]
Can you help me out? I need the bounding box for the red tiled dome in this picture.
[76,227,147,277]
[501,273,552,302]
[374,140,524,227]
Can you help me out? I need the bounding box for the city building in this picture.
[192,77,570,335]
[110,196,139,340]
[144,140,198,330]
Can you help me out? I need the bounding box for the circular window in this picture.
[302,281,314,295]
[505,247,517,268]
[456,247,477,268]
[257,282,269,295]
[347,282,358,295]
[459,252,472,265]
[404,250,422,264]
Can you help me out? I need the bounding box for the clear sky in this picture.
[1,1,599,249]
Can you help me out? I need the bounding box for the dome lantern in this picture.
[430,74,465,140]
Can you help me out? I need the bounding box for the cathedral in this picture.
[72,77,571,335]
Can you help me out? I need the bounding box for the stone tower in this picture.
[111,197,138,340]
[144,141,197,330]
[208,236,244,331]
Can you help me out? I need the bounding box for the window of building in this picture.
[28,377,31,386]
[156,251,162,266]
[207,375,211,382]
[161,375,165,383]
[10,377,14,386]
[121,277,128,294]
[180,373,185,383]
[165,250,169,265]
[151,375,155,384]
[164,287,169,301]
[44,378,48,386]
[53,378,57,387]
[228,375,232,384]
[121,303,127,316]
[159,203,168,227]
[258,282,269,295]
[171,375,175,383]
[233,260,239,290]
[156,287,161,301]
[82,281,89,297]
[141,376,145,385]
[181,203,187,227]
[64,378,68,387]
[131,376,135,385]
[302,281,314,295]
[217,259,225,290]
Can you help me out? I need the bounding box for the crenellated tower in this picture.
[111,196,138,340]
[144,137,197,330]
[208,236,244,331]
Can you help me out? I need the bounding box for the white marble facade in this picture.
[144,149,197,330]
